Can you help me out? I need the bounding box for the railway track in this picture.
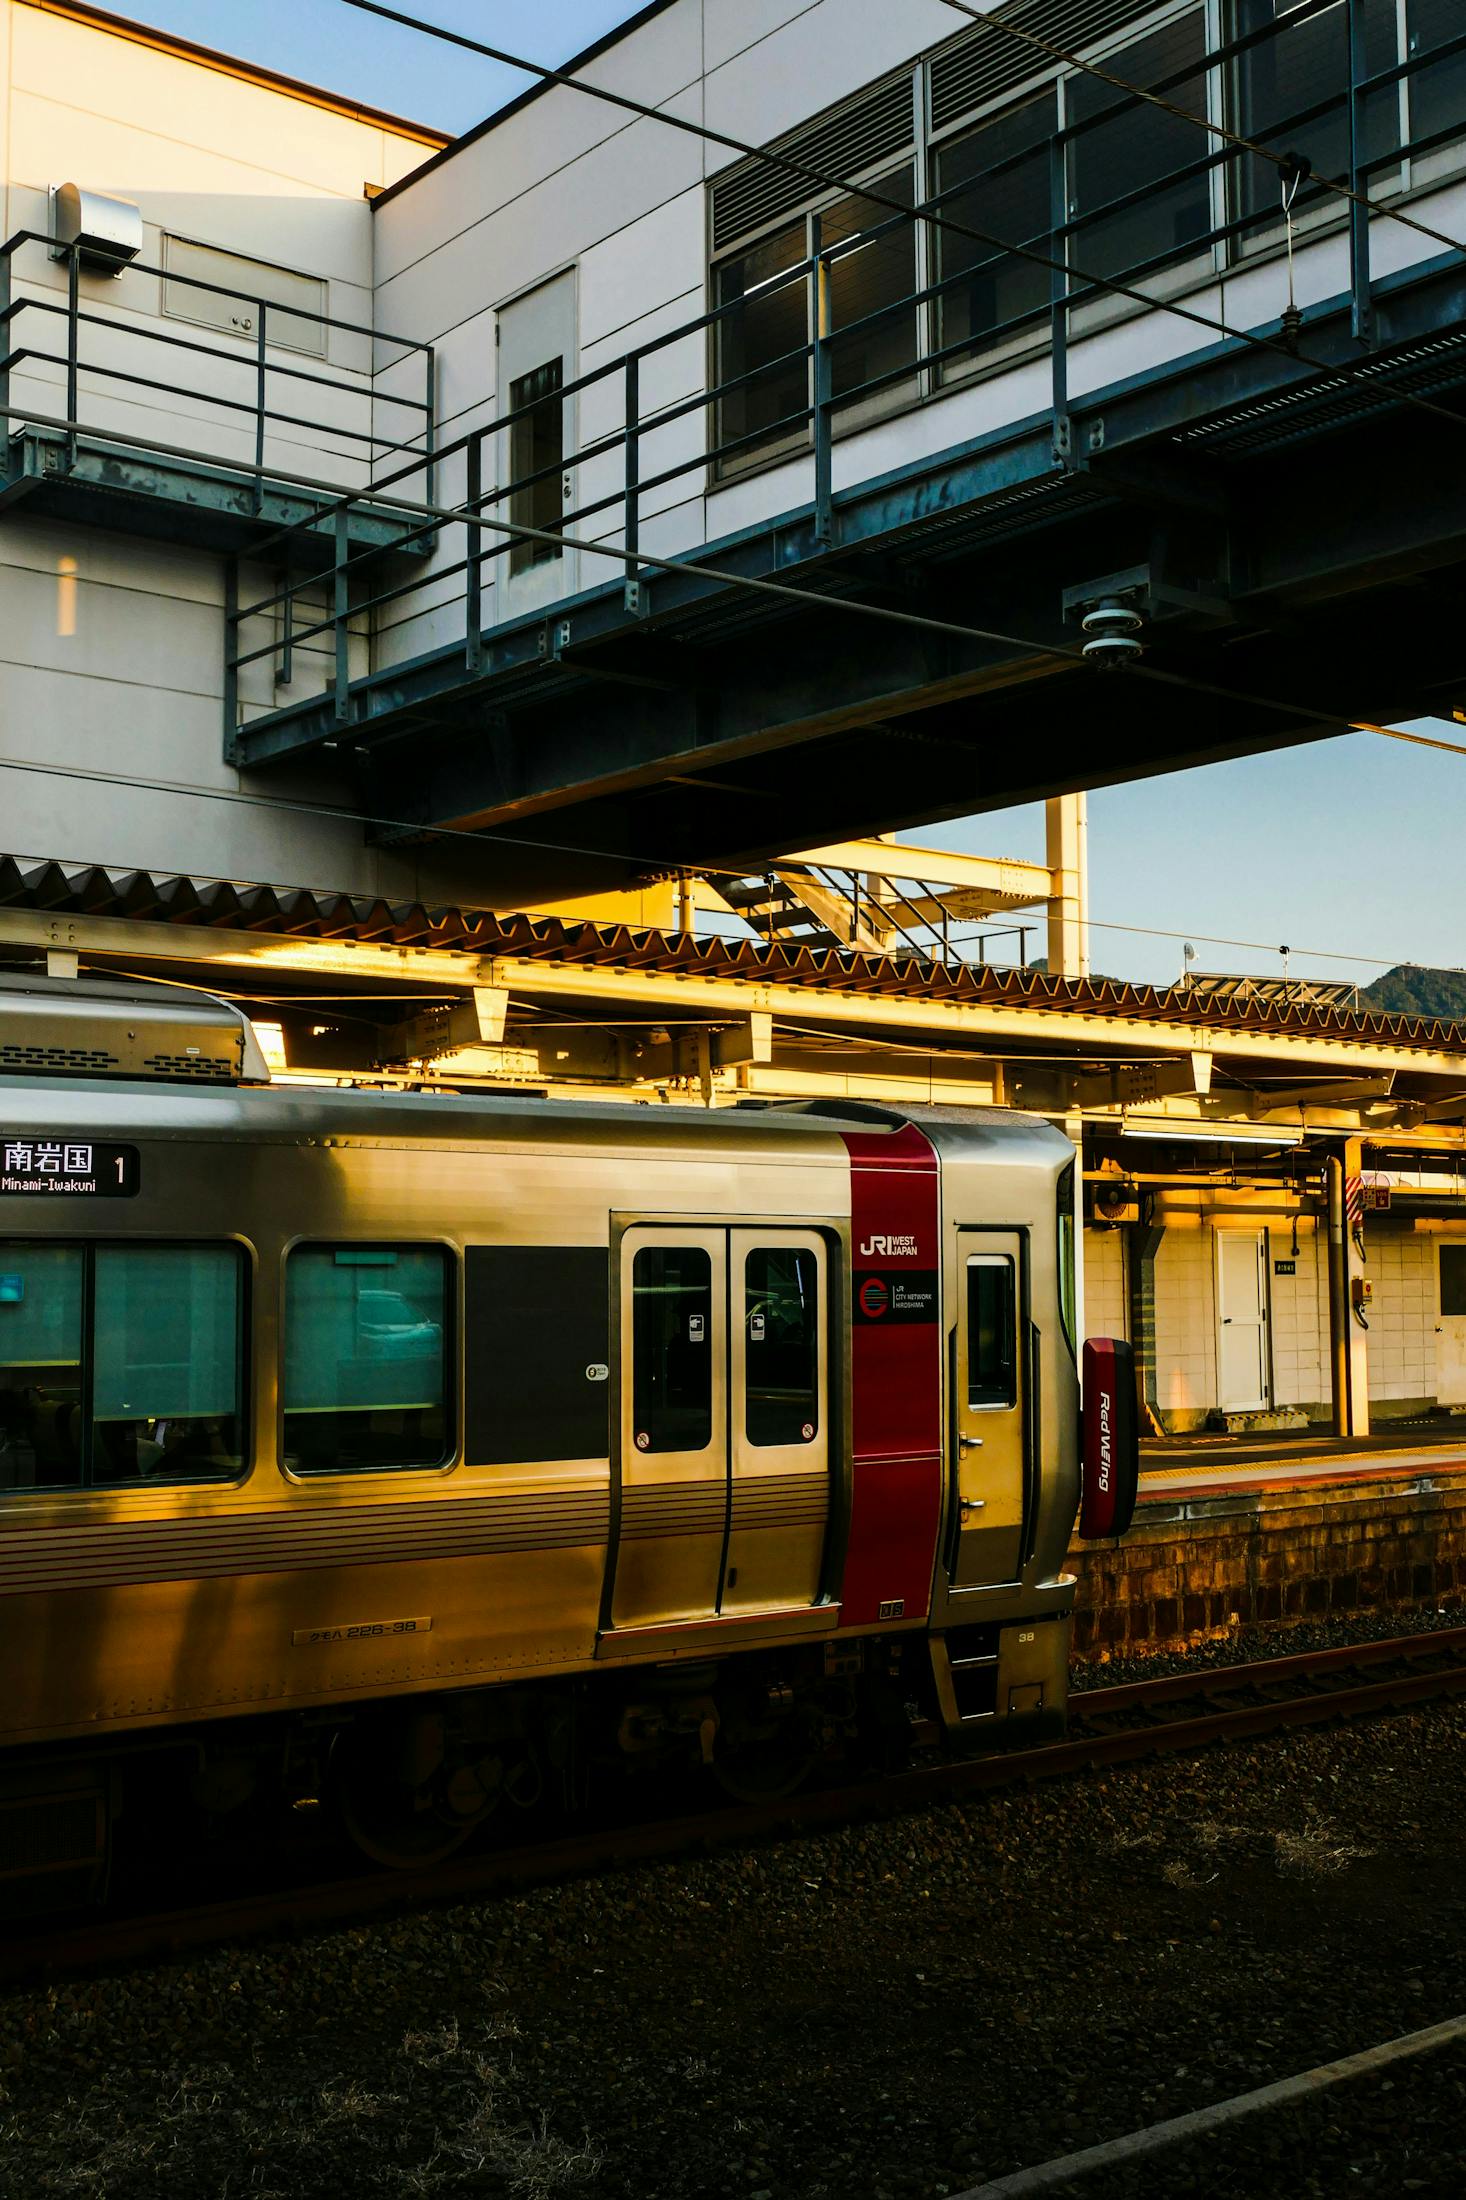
[6,1622,1465,1986]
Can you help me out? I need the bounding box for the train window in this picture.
[745,1246,818,1447]
[966,1254,1017,1409]
[0,1244,84,1489]
[0,1241,243,1491]
[1057,1161,1078,1362]
[92,1245,245,1483]
[631,1245,712,1454]
[283,1244,451,1474]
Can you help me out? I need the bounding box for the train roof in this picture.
[0,1074,1070,1170]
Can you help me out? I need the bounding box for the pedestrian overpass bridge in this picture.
[6,0,1466,901]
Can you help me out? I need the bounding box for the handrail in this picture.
[0,226,431,356]
[0,7,1457,755]
[0,227,438,516]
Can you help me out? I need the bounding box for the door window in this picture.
[744,1245,819,1446]
[966,1253,1017,1408]
[630,1244,713,1453]
[508,358,564,574]
[1441,1245,1466,1316]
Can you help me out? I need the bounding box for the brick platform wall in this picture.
[1070,1473,1466,1658]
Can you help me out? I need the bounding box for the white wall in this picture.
[0,0,454,898]
[369,0,1466,674]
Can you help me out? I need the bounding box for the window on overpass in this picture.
[1230,0,1401,251]
[1066,10,1215,297]
[713,163,918,478]
[934,92,1051,384]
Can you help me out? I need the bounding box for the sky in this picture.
[109,2,1466,989]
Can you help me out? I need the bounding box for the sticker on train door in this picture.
[689,1313,705,1342]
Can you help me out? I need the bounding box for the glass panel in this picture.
[1057,1163,1078,1360]
[1068,14,1213,290]
[508,357,564,574]
[714,220,808,471]
[1230,1,1398,243]
[0,1243,83,1491]
[631,1244,712,1454]
[92,1244,243,1484]
[745,1246,819,1447]
[936,94,1052,375]
[1407,0,1466,154]
[821,167,918,412]
[285,1245,450,1474]
[967,1254,1017,1409]
[1441,1245,1466,1318]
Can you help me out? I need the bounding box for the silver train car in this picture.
[0,977,1130,1900]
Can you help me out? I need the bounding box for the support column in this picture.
[1328,1144,1371,1438]
[1126,1211,1166,1437]
[1046,793,1090,978]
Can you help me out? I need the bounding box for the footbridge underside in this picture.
[224,248,1466,900]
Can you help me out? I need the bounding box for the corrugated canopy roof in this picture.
[2,854,1462,1053]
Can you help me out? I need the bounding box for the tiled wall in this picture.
[1367,1226,1436,1406]
[1095,1207,1466,1429]
[1152,1217,1216,1423]
[1081,1226,1127,1341]
[1260,1219,1330,1415]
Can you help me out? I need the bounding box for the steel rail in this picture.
[5,1623,1463,1987]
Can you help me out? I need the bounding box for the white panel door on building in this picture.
[1216,1230,1270,1412]
[497,270,578,620]
[1436,1245,1466,1405]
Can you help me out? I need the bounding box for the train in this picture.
[0,974,1136,1906]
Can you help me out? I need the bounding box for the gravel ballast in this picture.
[3,1685,1464,2196]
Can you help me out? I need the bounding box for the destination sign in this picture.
[1,1138,139,1197]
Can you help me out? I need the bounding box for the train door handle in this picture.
[958,1434,984,1450]
[959,1497,986,1515]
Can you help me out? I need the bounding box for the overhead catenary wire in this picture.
[2,376,1460,918]
[334,0,1466,443]
[0,743,1458,984]
[935,0,1466,259]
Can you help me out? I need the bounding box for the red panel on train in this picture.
[840,1124,942,1625]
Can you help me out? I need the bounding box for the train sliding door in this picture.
[952,1231,1029,1586]
[612,1226,830,1630]
[614,1228,727,1628]
[724,1229,827,1615]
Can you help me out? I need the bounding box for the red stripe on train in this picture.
[840,1124,942,1626]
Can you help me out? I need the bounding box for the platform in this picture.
[1139,1427,1466,1501]
[1074,1440,1466,1658]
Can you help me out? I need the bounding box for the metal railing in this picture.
[0,229,435,510]
[211,1,1466,738]
[725,866,1039,970]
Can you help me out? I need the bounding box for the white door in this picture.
[1216,1230,1269,1412]
[1436,1245,1466,1405]
[497,270,577,620]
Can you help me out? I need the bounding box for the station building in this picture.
[3,0,1466,1514]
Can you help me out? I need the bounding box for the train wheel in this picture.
[711,1698,820,1803]
[327,1714,499,1870]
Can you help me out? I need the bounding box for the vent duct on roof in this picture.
[0,974,272,1085]
[710,72,915,253]
[930,0,1152,133]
